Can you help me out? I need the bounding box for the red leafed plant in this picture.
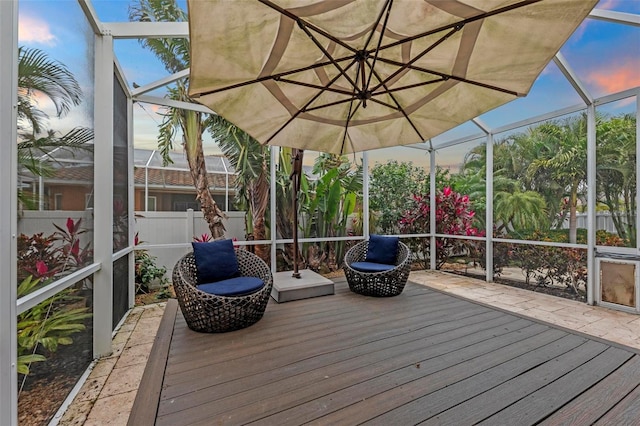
[18,217,92,286]
[399,187,484,269]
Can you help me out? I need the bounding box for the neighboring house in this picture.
[20,148,237,212]
[133,165,234,212]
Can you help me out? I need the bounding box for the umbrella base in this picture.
[271,269,334,303]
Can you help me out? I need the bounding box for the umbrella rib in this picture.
[362,0,393,52]
[263,61,358,145]
[304,97,355,113]
[375,57,522,97]
[339,98,363,155]
[258,0,357,54]
[276,78,355,97]
[293,16,360,95]
[364,0,393,94]
[375,78,447,95]
[366,65,425,141]
[370,24,462,94]
[376,0,542,53]
[192,0,525,101]
[193,57,352,97]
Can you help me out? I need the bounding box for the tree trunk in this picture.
[568,182,578,244]
[186,139,226,239]
[248,163,270,262]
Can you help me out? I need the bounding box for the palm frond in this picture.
[17,46,82,123]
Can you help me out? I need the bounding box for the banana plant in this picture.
[300,155,361,271]
[17,275,92,376]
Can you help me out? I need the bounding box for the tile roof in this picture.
[32,165,235,189]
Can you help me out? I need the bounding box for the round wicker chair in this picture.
[343,240,411,297]
[172,249,273,333]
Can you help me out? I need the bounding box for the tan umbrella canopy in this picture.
[188,0,597,155]
[187,0,597,278]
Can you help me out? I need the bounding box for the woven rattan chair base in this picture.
[172,249,273,333]
[343,240,411,297]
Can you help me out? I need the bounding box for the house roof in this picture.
[22,164,235,190]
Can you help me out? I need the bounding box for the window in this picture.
[85,193,94,209]
[54,193,63,210]
[146,196,156,211]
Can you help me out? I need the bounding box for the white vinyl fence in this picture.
[134,209,246,278]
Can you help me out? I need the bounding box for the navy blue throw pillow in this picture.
[365,234,399,265]
[191,239,239,285]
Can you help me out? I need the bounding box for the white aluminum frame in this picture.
[93,30,115,357]
[1,2,19,424]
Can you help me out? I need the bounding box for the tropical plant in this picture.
[17,217,92,292]
[596,113,636,246]
[129,0,226,239]
[399,187,484,269]
[299,153,362,272]
[210,115,270,261]
[17,46,82,135]
[368,160,431,234]
[16,217,93,377]
[493,188,548,234]
[134,250,168,294]
[17,275,91,376]
[133,232,169,294]
[526,116,589,244]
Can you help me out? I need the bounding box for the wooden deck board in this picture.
[131,279,640,426]
[541,355,640,425]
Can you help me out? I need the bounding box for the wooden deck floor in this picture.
[130,279,640,426]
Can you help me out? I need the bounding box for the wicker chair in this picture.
[172,249,273,333]
[343,240,411,297]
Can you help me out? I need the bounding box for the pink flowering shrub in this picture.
[399,187,484,269]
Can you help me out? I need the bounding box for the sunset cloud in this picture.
[19,15,57,46]
[586,58,640,94]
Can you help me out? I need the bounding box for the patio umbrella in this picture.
[187,0,597,276]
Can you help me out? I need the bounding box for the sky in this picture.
[17,0,640,170]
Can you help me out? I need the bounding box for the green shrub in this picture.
[134,250,168,294]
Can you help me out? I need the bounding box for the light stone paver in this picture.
[59,272,640,425]
[82,390,137,426]
[58,302,165,426]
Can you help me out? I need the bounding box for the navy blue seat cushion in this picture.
[365,234,399,265]
[192,239,239,285]
[197,276,265,296]
[351,261,395,273]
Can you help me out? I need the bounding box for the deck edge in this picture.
[127,298,178,426]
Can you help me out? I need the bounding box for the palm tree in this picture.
[459,143,548,234]
[17,46,82,136]
[210,115,270,261]
[527,116,588,244]
[494,188,548,234]
[596,113,636,246]
[129,0,225,239]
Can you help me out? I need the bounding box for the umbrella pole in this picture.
[291,149,304,279]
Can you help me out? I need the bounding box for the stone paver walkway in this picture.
[57,303,165,426]
[57,271,640,425]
